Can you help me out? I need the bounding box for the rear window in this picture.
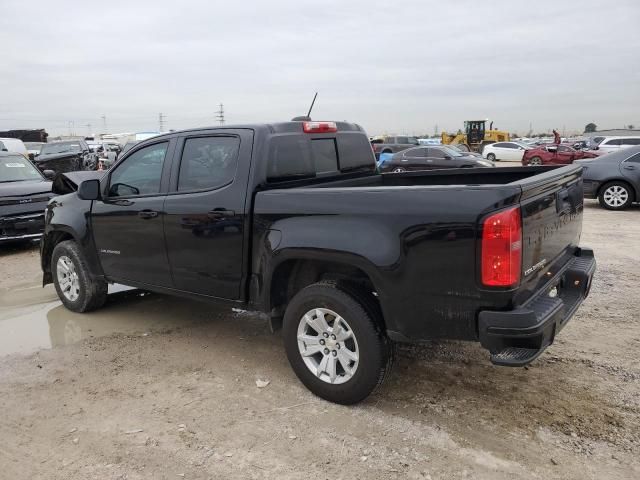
[267,133,375,182]
[311,139,338,173]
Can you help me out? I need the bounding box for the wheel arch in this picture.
[265,252,388,332]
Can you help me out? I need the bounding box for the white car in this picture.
[0,138,29,158]
[596,136,640,154]
[482,142,531,162]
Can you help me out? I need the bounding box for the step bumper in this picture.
[478,248,596,367]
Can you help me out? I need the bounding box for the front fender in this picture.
[41,193,104,283]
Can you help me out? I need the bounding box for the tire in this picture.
[598,181,633,210]
[392,167,406,173]
[52,240,108,312]
[486,153,496,161]
[528,156,542,166]
[283,281,394,404]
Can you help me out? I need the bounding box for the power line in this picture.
[216,103,225,126]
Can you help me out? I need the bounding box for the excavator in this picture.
[441,120,510,153]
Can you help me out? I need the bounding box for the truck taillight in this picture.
[302,121,337,133]
[481,206,522,287]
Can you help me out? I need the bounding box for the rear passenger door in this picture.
[163,129,253,299]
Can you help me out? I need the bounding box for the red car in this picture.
[522,144,598,166]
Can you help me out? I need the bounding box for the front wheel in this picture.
[598,181,633,210]
[52,240,108,312]
[528,156,542,166]
[486,153,496,161]
[283,281,394,404]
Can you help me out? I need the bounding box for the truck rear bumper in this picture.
[478,248,596,367]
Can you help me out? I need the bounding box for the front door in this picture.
[91,139,174,287]
[621,151,640,188]
[163,130,253,299]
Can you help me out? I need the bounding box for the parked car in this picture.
[482,141,531,161]
[24,142,45,160]
[0,152,55,243]
[380,145,493,172]
[41,120,595,404]
[522,144,598,166]
[576,145,640,210]
[0,137,29,158]
[595,136,640,154]
[371,135,420,159]
[35,140,97,174]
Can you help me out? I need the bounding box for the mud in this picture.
[0,200,638,479]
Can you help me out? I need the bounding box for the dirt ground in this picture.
[0,200,638,479]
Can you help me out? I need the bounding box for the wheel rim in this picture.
[530,157,542,165]
[487,154,495,161]
[603,185,629,207]
[56,255,80,301]
[393,168,405,173]
[297,308,359,385]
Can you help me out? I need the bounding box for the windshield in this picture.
[0,155,43,182]
[440,146,464,157]
[40,142,82,155]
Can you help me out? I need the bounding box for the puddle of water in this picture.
[0,284,230,356]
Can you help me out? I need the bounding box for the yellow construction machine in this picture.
[441,120,510,152]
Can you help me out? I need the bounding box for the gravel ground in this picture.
[0,200,638,479]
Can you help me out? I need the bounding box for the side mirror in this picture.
[43,169,55,180]
[77,179,101,201]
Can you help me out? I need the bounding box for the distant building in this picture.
[584,128,640,138]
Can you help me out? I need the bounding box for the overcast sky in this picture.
[1,0,639,136]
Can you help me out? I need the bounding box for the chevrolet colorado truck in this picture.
[41,120,596,404]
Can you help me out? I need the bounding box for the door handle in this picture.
[138,210,158,219]
[208,208,235,217]
[623,165,635,170]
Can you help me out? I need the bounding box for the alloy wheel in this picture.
[297,308,359,385]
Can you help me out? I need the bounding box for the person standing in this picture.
[553,129,561,144]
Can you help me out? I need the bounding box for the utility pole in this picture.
[101,114,107,133]
[85,123,92,137]
[216,103,225,126]
[159,113,166,132]
[434,124,438,137]
[68,121,75,137]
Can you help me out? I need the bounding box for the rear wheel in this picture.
[392,167,406,173]
[52,240,108,312]
[486,153,496,161]
[598,181,633,210]
[528,156,543,166]
[283,281,394,404]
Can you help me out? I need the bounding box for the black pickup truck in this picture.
[41,120,595,404]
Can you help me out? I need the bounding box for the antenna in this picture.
[306,92,318,118]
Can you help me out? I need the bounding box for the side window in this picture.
[310,138,338,173]
[624,153,640,163]
[493,143,505,148]
[178,136,240,191]
[109,142,168,197]
[396,136,409,144]
[428,148,446,158]
[604,139,623,146]
[503,143,517,149]
[557,145,572,153]
[622,138,640,145]
[405,148,428,157]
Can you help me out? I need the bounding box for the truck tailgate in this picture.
[517,165,584,299]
